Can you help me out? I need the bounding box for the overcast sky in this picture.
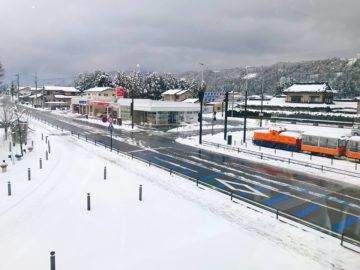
[1,0,359,83]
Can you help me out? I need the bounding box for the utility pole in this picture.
[224,91,229,140]
[260,67,264,127]
[16,74,20,101]
[243,91,248,143]
[42,86,45,109]
[34,72,38,107]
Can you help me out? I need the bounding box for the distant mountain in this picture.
[177,56,360,98]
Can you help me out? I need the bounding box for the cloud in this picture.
[0,0,359,82]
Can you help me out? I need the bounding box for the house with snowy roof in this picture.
[283,82,335,104]
[161,89,192,102]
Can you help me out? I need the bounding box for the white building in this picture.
[117,98,200,126]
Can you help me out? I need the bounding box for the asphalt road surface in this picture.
[26,108,360,241]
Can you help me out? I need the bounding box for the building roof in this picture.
[176,89,190,95]
[54,95,76,99]
[283,82,332,93]
[84,87,114,93]
[44,86,80,93]
[182,98,199,103]
[29,94,43,98]
[161,89,182,96]
[117,98,199,112]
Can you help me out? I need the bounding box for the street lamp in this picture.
[198,82,206,144]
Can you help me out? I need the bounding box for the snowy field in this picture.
[1,120,359,269]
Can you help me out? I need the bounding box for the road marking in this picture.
[153,156,199,173]
[331,215,359,233]
[265,194,289,206]
[295,204,321,218]
[215,178,269,198]
[200,173,223,181]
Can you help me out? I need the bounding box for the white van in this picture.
[351,124,360,136]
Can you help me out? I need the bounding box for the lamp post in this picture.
[224,91,229,140]
[198,82,205,144]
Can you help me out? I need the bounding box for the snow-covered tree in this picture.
[144,72,164,100]
[0,98,15,140]
[94,72,113,87]
[178,78,190,90]
[74,73,96,92]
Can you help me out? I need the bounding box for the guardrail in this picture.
[26,109,360,251]
[270,116,355,127]
[202,140,360,178]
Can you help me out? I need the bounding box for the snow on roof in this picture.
[161,89,182,96]
[84,87,114,93]
[29,93,42,98]
[348,136,360,142]
[176,89,190,95]
[283,83,331,93]
[118,98,199,112]
[54,95,75,99]
[243,73,257,80]
[281,131,302,139]
[182,98,199,103]
[44,86,80,92]
[302,131,347,139]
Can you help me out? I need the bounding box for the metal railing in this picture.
[202,140,360,178]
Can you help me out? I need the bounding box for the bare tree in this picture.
[0,97,15,140]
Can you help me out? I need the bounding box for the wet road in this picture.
[27,108,360,241]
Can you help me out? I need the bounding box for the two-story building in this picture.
[283,82,335,104]
[30,86,80,108]
[71,87,118,117]
[161,89,192,102]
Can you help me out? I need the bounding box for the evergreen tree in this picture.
[94,72,113,87]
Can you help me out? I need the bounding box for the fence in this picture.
[202,140,360,178]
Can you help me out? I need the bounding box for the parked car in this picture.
[351,124,360,136]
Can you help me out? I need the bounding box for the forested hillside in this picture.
[178,57,360,98]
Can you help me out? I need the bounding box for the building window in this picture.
[309,96,320,103]
[290,96,302,103]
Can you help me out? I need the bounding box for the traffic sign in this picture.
[108,123,114,132]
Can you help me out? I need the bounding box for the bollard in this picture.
[104,166,107,180]
[170,169,172,175]
[31,140,34,147]
[321,165,323,172]
[45,136,48,143]
[28,168,31,180]
[341,234,344,246]
[42,133,44,140]
[288,158,290,164]
[149,160,151,167]
[261,153,263,159]
[310,154,312,160]
[86,136,87,142]
[46,151,48,161]
[196,179,199,186]
[131,154,133,160]
[276,209,279,220]
[237,148,239,153]
[48,141,51,154]
[331,158,333,166]
[7,181,11,196]
[230,191,233,201]
[139,185,143,201]
[9,141,11,152]
[274,148,276,154]
[291,152,293,157]
[87,193,91,211]
[40,158,42,169]
[95,140,97,145]
[50,251,56,270]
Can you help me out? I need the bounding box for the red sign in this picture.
[91,101,110,107]
[117,87,125,97]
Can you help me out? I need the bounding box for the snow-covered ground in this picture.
[176,117,360,186]
[1,119,359,269]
